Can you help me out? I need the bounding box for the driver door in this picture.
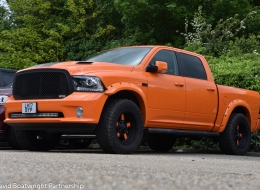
[145,49,186,128]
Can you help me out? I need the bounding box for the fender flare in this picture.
[218,99,251,133]
[104,82,147,123]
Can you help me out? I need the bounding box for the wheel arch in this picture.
[104,83,147,124]
[218,100,251,133]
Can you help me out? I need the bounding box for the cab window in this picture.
[148,50,179,75]
[178,53,207,80]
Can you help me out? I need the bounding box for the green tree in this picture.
[113,0,258,47]
[0,5,11,32]
[64,0,123,60]
[0,0,122,69]
[114,0,188,46]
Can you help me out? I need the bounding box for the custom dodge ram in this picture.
[4,46,260,155]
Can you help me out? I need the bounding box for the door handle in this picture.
[174,82,184,87]
[207,87,216,91]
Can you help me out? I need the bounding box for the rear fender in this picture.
[218,99,251,132]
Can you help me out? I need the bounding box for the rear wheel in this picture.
[16,130,60,151]
[96,99,143,154]
[219,113,251,155]
[146,133,176,152]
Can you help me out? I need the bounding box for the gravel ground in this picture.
[0,147,259,190]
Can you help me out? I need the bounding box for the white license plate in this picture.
[22,102,37,113]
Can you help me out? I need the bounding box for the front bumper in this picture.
[4,92,108,131]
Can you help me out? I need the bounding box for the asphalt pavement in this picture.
[0,144,260,190]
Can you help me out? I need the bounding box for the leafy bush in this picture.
[208,53,260,91]
[251,131,260,152]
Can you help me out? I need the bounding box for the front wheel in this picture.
[219,113,251,155]
[96,99,143,154]
[16,130,60,151]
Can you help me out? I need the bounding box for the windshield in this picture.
[86,47,152,66]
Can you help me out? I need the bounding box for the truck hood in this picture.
[26,61,134,75]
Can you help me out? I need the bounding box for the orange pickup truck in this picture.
[4,46,260,155]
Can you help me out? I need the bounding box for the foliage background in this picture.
[0,0,260,152]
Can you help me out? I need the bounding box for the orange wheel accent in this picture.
[121,114,125,120]
[240,134,243,137]
[124,133,128,140]
[127,122,131,128]
[237,125,239,130]
[237,140,240,145]
[117,132,120,137]
[116,122,119,126]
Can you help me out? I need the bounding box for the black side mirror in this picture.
[146,64,158,72]
[146,61,168,73]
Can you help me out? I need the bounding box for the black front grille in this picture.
[13,69,74,100]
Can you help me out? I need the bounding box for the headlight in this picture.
[0,95,9,105]
[72,76,105,92]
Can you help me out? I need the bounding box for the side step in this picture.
[146,128,219,137]
[61,134,96,139]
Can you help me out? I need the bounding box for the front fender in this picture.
[104,82,147,125]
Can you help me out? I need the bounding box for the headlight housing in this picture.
[72,76,105,92]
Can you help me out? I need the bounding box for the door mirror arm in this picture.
[146,61,168,73]
[146,64,158,72]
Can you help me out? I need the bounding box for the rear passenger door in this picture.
[176,52,218,130]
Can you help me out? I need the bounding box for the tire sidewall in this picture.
[110,103,143,152]
[219,113,251,155]
[230,114,251,155]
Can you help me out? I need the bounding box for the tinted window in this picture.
[149,50,179,75]
[87,47,152,66]
[179,53,207,80]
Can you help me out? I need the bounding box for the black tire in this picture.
[96,99,143,154]
[15,130,60,151]
[146,133,176,152]
[68,139,93,149]
[6,125,22,150]
[219,113,251,155]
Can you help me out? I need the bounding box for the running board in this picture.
[61,134,96,139]
[146,128,219,137]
